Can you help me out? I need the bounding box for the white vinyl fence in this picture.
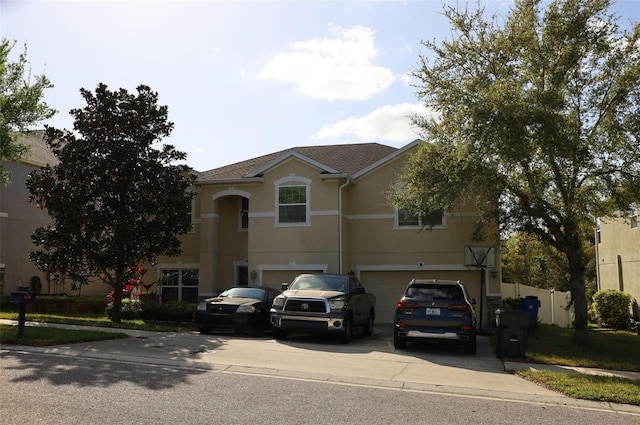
[501,282,573,328]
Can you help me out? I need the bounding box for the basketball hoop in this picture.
[463,246,496,270]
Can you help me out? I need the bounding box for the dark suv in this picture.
[393,279,477,354]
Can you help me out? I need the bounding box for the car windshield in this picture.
[219,287,265,300]
[289,275,347,292]
[406,285,462,300]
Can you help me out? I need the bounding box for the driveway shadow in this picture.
[2,351,207,390]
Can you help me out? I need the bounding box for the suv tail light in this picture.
[397,300,420,309]
[447,303,471,312]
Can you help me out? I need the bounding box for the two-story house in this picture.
[151,140,501,325]
[1,132,57,295]
[595,206,640,318]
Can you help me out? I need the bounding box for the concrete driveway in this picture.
[1,322,557,400]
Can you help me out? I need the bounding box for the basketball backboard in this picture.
[464,246,496,269]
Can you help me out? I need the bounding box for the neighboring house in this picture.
[0,131,111,297]
[151,140,501,325]
[0,131,57,295]
[595,206,640,318]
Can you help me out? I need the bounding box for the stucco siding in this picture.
[596,215,640,316]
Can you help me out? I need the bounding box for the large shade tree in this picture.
[0,39,56,183]
[27,83,196,322]
[391,0,640,342]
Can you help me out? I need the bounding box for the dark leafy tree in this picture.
[27,83,196,322]
[501,230,596,297]
[0,39,56,183]
[391,0,640,342]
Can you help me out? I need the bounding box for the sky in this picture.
[2,0,639,172]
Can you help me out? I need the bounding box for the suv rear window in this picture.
[405,285,462,300]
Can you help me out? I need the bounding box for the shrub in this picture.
[141,300,196,323]
[105,298,143,320]
[589,289,632,329]
[500,297,523,310]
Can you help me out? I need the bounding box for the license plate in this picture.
[425,308,440,315]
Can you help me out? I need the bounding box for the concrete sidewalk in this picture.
[2,320,639,415]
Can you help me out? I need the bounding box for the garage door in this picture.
[361,270,481,324]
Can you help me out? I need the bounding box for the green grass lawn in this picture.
[0,324,129,346]
[518,370,640,406]
[503,324,640,406]
[524,324,640,371]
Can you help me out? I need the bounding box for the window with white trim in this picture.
[631,204,638,230]
[397,208,444,228]
[277,185,308,224]
[160,269,199,303]
[186,198,195,233]
[240,197,249,229]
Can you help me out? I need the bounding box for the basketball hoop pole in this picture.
[465,246,496,334]
[463,263,485,332]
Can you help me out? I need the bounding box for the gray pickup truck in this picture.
[270,273,376,343]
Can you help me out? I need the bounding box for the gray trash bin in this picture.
[495,309,530,358]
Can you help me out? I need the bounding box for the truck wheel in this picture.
[272,329,287,340]
[339,319,352,344]
[362,312,374,337]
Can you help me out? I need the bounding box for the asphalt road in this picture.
[1,352,638,425]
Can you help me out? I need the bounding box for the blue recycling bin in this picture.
[521,296,540,320]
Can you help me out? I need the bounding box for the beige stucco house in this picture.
[0,131,55,296]
[595,206,640,318]
[151,140,501,325]
[0,132,113,297]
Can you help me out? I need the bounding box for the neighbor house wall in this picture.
[596,213,640,317]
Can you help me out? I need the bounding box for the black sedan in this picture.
[195,286,281,335]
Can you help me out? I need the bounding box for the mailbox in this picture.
[10,289,37,336]
[10,291,37,304]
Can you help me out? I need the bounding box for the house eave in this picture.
[318,173,353,182]
[196,177,264,185]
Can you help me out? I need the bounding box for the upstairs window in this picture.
[397,208,444,228]
[240,197,249,229]
[278,185,307,224]
[631,204,638,230]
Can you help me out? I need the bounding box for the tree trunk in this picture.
[111,283,123,323]
[567,242,588,343]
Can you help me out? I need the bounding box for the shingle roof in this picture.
[199,143,398,180]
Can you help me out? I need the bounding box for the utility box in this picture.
[495,309,530,358]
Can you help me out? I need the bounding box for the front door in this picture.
[237,266,248,285]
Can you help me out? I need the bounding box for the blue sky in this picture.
[2,0,639,172]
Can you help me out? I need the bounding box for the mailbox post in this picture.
[10,286,37,335]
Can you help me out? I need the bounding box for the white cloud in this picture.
[259,25,395,100]
[314,103,437,142]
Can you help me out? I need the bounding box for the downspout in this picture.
[338,178,353,274]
